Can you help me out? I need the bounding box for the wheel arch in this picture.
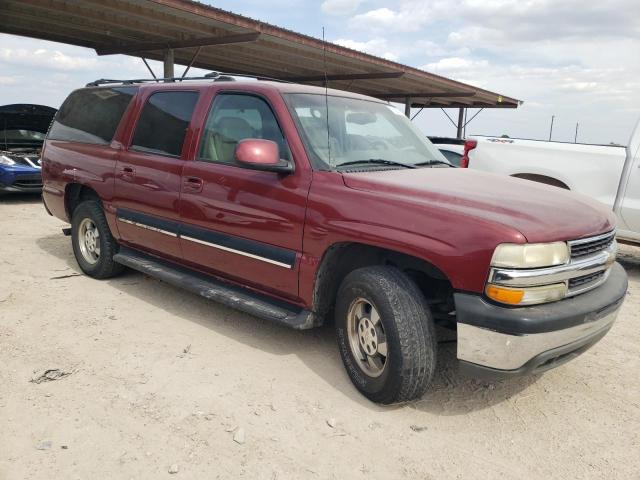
[511,173,570,190]
[312,242,455,326]
[64,183,102,219]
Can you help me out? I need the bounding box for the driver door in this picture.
[179,92,310,300]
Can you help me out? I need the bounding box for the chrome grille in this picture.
[568,271,605,289]
[569,231,615,260]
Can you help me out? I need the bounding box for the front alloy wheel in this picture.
[335,266,437,404]
[346,298,388,377]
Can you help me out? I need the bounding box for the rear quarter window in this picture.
[48,87,137,144]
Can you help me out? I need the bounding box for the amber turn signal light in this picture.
[485,285,525,305]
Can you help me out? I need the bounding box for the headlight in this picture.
[486,241,570,306]
[490,242,569,268]
[0,155,16,166]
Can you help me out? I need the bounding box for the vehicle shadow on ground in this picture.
[37,232,607,415]
[0,192,42,204]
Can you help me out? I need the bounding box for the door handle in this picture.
[183,176,204,192]
[121,165,135,175]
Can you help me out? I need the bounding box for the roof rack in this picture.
[86,71,292,87]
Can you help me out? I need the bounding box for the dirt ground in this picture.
[1,194,639,480]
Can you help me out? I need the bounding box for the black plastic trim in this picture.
[179,223,296,267]
[116,207,296,268]
[117,208,180,234]
[454,262,628,335]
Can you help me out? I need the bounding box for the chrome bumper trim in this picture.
[457,309,618,371]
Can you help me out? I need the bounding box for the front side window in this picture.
[131,91,199,157]
[48,87,137,145]
[198,93,290,164]
[283,93,449,170]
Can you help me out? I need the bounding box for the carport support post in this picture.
[163,49,174,80]
[404,97,411,118]
[456,107,464,138]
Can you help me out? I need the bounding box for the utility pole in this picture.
[574,122,579,143]
[548,115,555,141]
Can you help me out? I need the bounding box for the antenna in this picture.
[322,27,332,165]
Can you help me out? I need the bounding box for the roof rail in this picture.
[86,71,292,87]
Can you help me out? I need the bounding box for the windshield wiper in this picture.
[413,160,456,168]
[337,159,417,169]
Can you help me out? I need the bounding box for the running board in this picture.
[113,247,316,330]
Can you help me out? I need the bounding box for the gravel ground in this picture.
[1,194,639,480]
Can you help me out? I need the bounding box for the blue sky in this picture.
[1,0,638,144]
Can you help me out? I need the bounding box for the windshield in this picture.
[283,93,450,170]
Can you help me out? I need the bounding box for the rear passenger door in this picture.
[113,90,198,261]
[179,92,310,299]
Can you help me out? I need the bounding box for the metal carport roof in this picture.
[0,0,520,111]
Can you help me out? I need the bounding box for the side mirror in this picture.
[234,139,293,174]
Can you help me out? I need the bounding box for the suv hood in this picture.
[341,168,615,243]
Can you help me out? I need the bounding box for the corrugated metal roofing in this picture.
[0,0,520,109]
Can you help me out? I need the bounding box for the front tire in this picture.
[71,200,124,279]
[335,266,437,404]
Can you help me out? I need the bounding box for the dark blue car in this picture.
[0,104,57,194]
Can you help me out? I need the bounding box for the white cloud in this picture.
[423,57,488,71]
[333,37,398,61]
[321,0,363,16]
[0,47,100,71]
[351,8,399,30]
[0,76,19,86]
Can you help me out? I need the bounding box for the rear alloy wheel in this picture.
[77,217,101,265]
[71,200,124,279]
[335,266,437,404]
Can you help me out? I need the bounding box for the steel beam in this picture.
[372,91,476,100]
[163,49,174,80]
[456,108,464,139]
[96,32,261,56]
[404,97,412,118]
[283,72,403,82]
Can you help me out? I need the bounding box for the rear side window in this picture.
[131,91,199,157]
[48,87,136,144]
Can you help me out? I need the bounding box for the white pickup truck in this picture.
[432,123,640,244]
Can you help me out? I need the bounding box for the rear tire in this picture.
[335,266,437,404]
[71,200,124,279]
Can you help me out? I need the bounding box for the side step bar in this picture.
[113,247,316,330]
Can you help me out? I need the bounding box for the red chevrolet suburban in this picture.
[41,74,627,404]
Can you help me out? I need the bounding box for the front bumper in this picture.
[455,262,628,378]
[0,167,42,193]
